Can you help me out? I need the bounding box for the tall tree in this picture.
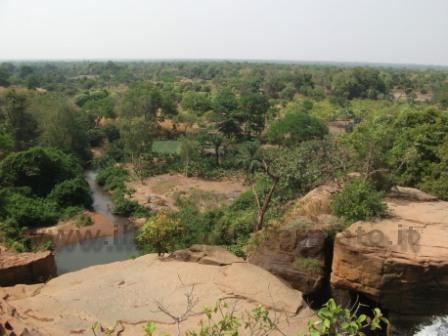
[0,90,39,151]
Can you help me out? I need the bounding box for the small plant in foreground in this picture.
[141,298,388,336]
[304,298,389,336]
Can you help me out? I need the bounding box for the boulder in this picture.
[331,194,448,316]
[0,250,57,286]
[248,183,339,294]
[2,253,313,335]
[248,226,327,295]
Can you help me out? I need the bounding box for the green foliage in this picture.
[332,67,387,100]
[293,257,323,275]
[142,299,388,336]
[31,93,92,162]
[266,111,328,146]
[0,147,83,197]
[181,92,211,114]
[136,211,184,255]
[74,213,93,227]
[119,83,162,120]
[96,165,129,190]
[331,179,387,223]
[152,140,181,154]
[0,90,39,151]
[304,299,388,336]
[0,189,59,227]
[48,177,92,208]
[0,219,31,252]
[96,165,150,217]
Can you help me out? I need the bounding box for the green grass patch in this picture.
[152,140,181,154]
[293,257,323,274]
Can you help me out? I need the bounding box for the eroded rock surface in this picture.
[171,244,244,265]
[248,183,339,294]
[2,252,313,335]
[0,250,56,286]
[331,189,448,316]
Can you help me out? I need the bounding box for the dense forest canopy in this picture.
[0,60,447,253]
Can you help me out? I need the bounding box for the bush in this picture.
[331,179,387,223]
[49,178,92,208]
[0,219,31,252]
[306,298,388,336]
[74,213,93,227]
[1,191,59,227]
[293,257,323,275]
[96,165,129,191]
[266,111,328,147]
[0,147,82,197]
[136,211,184,255]
[113,195,149,217]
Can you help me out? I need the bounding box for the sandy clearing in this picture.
[127,173,247,211]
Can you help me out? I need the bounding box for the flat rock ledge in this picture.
[1,249,313,335]
[0,250,56,287]
[331,191,448,316]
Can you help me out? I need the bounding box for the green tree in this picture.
[0,90,39,151]
[180,137,200,177]
[0,147,82,197]
[120,83,162,120]
[238,92,269,136]
[266,111,328,147]
[35,95,91,162]
[119,117,153,180]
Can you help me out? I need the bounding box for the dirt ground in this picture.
[31,212,120,247]
[127,173,247,211]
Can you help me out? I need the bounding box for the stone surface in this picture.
[0,250,56,286]
[248,227,327,295]
[2,253,313,336]
[331,193,448,316]
[171,244,244,265]
[0,298,43,336]
[248,183,339,295]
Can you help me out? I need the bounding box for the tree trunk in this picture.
[215,144,220,166]
[253,176,279,232]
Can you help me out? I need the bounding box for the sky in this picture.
[0,0,447,65]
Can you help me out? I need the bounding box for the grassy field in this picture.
[152,140,181,154]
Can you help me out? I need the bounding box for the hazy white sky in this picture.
[0,0,447,65]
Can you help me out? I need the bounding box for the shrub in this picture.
[293,257,323,275]
[0,219,31,252]
[49,178,92,208]
[331,179,387,223]
[96,165,129,191]
[74,213,93,227]
[141,299,388,336]
[113,195,149,217]
[136,211,184,255]
[266,111,328,147]
[0,147,82,197]
[306,298,388,336]
[1,191,59,227]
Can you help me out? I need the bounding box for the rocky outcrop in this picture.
[331,188,448,316]
[1,251,313,335]
[248,227,327,295]
[171,244,244,265]
[0,250,56,286]
[248,183,338,295]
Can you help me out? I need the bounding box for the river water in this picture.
[53,173,445,335]
[54,171,137,274]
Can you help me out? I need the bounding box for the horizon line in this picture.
[0,58,447,69]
